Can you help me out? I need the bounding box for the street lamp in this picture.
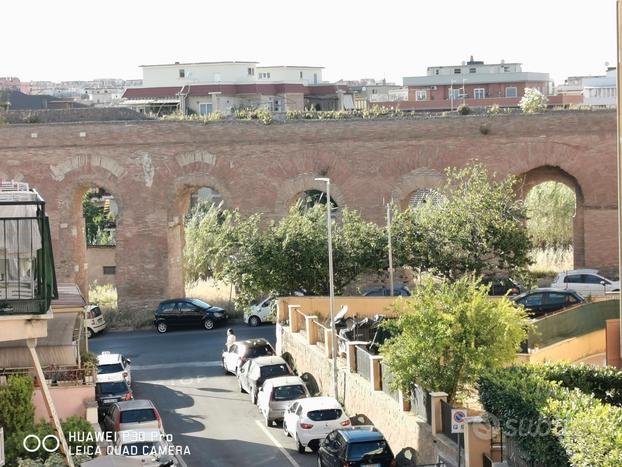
[462,78,467,106]
[314,177,338,400]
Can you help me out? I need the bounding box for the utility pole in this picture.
[617,0,622,362]
[387,203,394,296]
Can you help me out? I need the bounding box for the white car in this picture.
[113,428,176,465]
[85,305,107,338]
[282,396,351,453]
[245,296,275,327]
[97,351,132,386]
[222,338,275,375]
[551,269,620,297]
[257,376,309,426]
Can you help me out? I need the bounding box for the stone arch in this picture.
[54,169,125,302]
[275,173,347,218]
[167,172,233,298]
[516,165,585,268]
[391,167,444,209]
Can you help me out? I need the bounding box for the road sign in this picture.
[451,409,467,434]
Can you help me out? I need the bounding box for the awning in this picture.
[120,98,179,106]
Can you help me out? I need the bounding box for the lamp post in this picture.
[617,0,622,363]
[462,78,467,106]
[386,203,394,296]
[315,177,339,400]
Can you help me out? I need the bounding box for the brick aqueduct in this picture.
[0,111,617,313]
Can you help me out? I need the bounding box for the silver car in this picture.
[257,376,309,426]
[102,400,163,434]
[237,356,293,404]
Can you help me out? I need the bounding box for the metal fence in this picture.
[380,362,399,402]
[356,345,371,381]
[440,400,458,443]
[504,435,547,467]
[0,366,93,386]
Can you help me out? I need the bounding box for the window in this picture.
[450,88,461,100]
[300,71,303,79]
[469,68,477,74]
[103,266,116,275]
[547,293,568,305]
[158,302,176,314]
[505,87,517,98]
[583,274,607,285]
[120,409,157,424]
[435,69,439,75]
[248,67,254,76]
[178,301,197,313]
[522,293,544,306]
[474,88,485,99]
[307,409,343,421]
[272,385,306,401]
[267,72,271,78]
[198,103,213,115]
[454,68,461,74]
[415,90,427,101]
[564,275,583,284]
[503,66,510,72]
[179,69,185,78]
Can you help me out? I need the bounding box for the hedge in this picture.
[479,366,622,467]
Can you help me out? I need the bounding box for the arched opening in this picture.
[408,187,444,209]
[519,166,584,273]
[297,189,338,213]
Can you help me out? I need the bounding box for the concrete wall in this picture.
[86,245,116,287]
[516,329,606,364]
[142,63,256,87]
[0,111,616,313]
[277,296,401,321]
[33,384,95,422]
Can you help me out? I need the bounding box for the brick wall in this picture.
[0,111,616,312]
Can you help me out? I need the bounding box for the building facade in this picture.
[122,61,352,114]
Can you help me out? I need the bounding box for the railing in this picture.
[297,309,307,335]
[440,400,458,443]
[0,366,95,386]
[380,362,399,402]
[356,345,371,381]
[411,384,431,424]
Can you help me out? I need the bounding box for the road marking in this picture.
[254,420,301,467]
[132,361,221,370]
[175,454,188,467]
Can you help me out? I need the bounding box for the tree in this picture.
[525,181,575,251]
[520,88,548,113]
[400,164,532,280]
[380,276,531,403]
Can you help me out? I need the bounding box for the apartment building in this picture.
[122,61,351,115]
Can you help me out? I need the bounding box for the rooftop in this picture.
[140,61,259,68]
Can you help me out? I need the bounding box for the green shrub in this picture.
[457,104,471,115]
[479,366,622,467]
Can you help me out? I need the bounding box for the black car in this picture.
[95,381,133,416]
[481,276,524,296]
[154,298,228,333]
[362,286,411,297]
[318,427,394,467]
[512,288,584,317]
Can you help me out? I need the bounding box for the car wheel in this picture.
[222,359,229,374]
[203,319,215,330]
[239,380,246,393]
[86,328,94,339]
[265,416,272,427]
[297,439,305,454]
[250,387,257,404]
[249,316,261,327]
[156,322,168,334]
[310,442,320,453]
[283,421,290,437]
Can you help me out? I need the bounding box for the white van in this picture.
[245,296,275,327]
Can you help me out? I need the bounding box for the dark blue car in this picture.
[154,298,228,333]
[317,427,394,467]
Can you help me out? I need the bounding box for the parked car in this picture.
[512,288,585,317]
[85,304,107,338]
[97,352,132,386]
[238,356,294,404]
[113,429,176,465]
[245,296,275,327]
[257,376,309,426]
[283,396,351,453]
[551,269,620,296]
[481,276,524,296]
[102,399,163,434]
[317,426,395,467]
[362,286,411,297]
[95,381,133,414]
[154,298,228,333]
[222,338,275,375]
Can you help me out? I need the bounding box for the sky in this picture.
[1,0,617,86]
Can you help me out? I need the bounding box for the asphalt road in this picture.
[90,323,318,467]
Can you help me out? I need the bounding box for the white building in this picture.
[582,68,617,108]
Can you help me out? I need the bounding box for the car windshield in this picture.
[97,382,128,394]
[119,441,158,457]
[246,345,274,358]
[120,409,156,424]
[307,408,342,421]
[347,440,389,460]
[90,307,102,317]
[272,385,306,401]
[98,363,124,374]
[190,298,211,308]
[260,364,290,379]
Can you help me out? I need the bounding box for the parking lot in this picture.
[91,324,318,467]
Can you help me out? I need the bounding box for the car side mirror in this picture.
[600,280,606,286]
[126,359,131,365]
